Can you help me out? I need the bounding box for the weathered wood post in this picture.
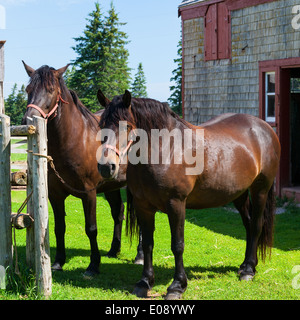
[31,116,51,298]
[25,117,35,269]
[0,114,12,269]
[9,116,51,297]
[0,41,5,114]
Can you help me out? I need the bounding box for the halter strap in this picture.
[26,94,69,123]
[104,129,137,160]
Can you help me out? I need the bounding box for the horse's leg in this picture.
[133,207,156,298]
[233,191,252,275]
[239,184,270,281]
[165,198,187,300]
[104,190,124,257]
[134,229,144,265]
[49,192,67,271]
[82,190,100,277]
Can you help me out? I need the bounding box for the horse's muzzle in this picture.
[98,162,117,180]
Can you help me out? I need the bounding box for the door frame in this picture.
[259,57,300,197]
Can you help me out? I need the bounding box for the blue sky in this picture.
[0,0,182,102]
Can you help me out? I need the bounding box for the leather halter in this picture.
[104,129,137,160]
[26,94,69,122]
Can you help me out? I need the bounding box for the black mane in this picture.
[28,65,56,94]
[100,95,189,132]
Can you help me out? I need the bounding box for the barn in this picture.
[179,0,300,200]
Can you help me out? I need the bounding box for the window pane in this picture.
[267,95,275,118]
[291,78,300,93]
[267,73,275,93]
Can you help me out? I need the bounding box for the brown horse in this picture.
[21,62,132,277]
[97,90,281,299]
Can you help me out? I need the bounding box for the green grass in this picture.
[11,139,28,163]
[1,190,300,300]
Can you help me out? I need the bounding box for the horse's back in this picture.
[201,113,280,158]
[186,113,281,208]
[201,113,269,132]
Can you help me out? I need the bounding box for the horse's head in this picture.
[21,61,70,125]
[97,89,135,180]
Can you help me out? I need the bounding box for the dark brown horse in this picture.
[97,90,281,299]
[21,62,132,277]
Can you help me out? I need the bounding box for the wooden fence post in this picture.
[0,41,5,114]
[0,114,12,269]
[32,116,51,298]
[26,117,35,269]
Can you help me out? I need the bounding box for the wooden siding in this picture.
[181,0,300,124]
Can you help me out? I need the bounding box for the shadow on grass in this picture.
[12,245,238,295]
[52,252,237,294]
[185,206,300,252]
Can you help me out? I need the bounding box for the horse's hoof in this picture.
[134,253,144,265]
[165,292,182,300]
[83,270,98,280]
[83,265,100,279]
[51,262,63,272]
[133,286,149,298]
[106,251,118,258]
[134,258,144,265]
[239,273,254,281]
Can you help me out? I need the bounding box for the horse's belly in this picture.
[186,170,253,209]
[186,187,243,209]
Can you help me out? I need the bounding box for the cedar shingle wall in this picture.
[183,0,300,124]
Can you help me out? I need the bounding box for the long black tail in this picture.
[258,183,275,261]
[126,187,139,243]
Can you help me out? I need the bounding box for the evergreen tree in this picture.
[103,3,131,98]
[168,39,182,116]
[131,63,148,98]
[5,84,27,125]
[67,2,131,112]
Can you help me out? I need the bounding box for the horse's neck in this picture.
[166,115,190,132]
[48,98,84,149]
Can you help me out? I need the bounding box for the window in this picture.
[204,3,231,61]
[265,72,276,122]
[291,77,300,93]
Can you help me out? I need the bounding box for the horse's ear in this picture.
[22,60,35,78]
[97,89,111,108]
[55,64,70,78]
[123,90,132,109]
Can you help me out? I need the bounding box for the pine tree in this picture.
[67,2,131,112]
[5,84,27,125]
[103,3,131,98]
[131,63,148,98]
[168,39,182,116]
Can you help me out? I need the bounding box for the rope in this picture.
[13,191,33,285]
[12,149,100,286]
[27,150,101,194]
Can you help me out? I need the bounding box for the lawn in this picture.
[1,189,300,300]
